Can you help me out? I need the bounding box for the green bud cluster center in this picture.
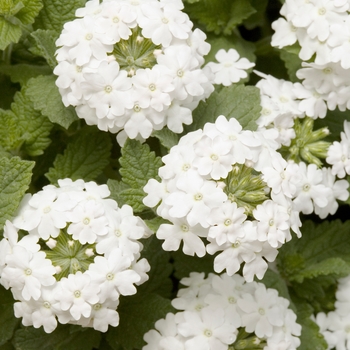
[43,229,96,281]
[111,27,162,75]
[223,164,269,216]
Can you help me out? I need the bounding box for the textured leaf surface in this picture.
[46,128,111,184]
[152,128,179,150]
[26,75,78,129]
[278,220,350,283]
[0,156,34,228]
[30,29,58,68]
[185,84,261,133]
[34,0,86,32]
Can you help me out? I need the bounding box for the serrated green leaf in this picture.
[11,88,53,156]
[26,75,78,129]
[107,179,130,207]
[0,16,22,50]
[184,0,256,35]
[106,293,174,350]
[0,156,34,228]
[0,0,43,50]
[144,216,170,233]
[13,325,101,350]
[278,220,350,283]
[119,139,162,189]
[0,285,19,346]
[118,187,148,213]
[184,84,261,133]
[0,109,22,151]
[152,128,179,150]
[0,63,51,85]
[34,0,86,33]
[30,29,58,68]
[45,127,112,184]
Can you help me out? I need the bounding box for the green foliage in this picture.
[114,139,162,213]
[280,49,302,82]
[26,75,78,129]
[0,64,51,85]
[0,0,43,50]
[184,0,256,35]
[34,0,86,33]
[13,325,101,350]
[106,293,175,350]
[184,84,261,134]
[152,128,179,150]
[46,127,112,184]
[0,156,34,228]
[0,286,19,346]
[30,29,58,68]
[278,220,350,283]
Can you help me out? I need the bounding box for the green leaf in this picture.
[118,188,148,213]
[0,109,22,152]
[144,216,170,234]
[243,0,269,29]
[13,325,101,350]
[106,293,174,350]
[46,127,112,184]
[152,128,179,150]
[184,84,261,133]
[34,0,86,33]
[184,0,256,35]
[30,29,58,68]
[0,0,43,50]
[293,299,328,350]
[26,75,78,129]
[107,179,130,207]
[11,88,53,156]
[0,285,19,346]
[278,220,350,283]
[119,139,162,189]
[280,49,302,82]
[0,156,34,228]
[0,63,51,85]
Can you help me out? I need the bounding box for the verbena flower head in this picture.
[0,179,151,333]
[143,272,301,349]
[143,115,306,282]
[54,0,214,145]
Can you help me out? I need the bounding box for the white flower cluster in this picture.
[327,120,350,178]
[255,71,333,148]
[315,275,350,349]
[0,179,151,333]
[143,272,301,350]
[205,48,255,87]
[271,0,350,112]
[54,0,214,145]
[143,115,312,282]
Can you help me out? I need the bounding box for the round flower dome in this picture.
[54,0,214,144]
[0,179,151,333]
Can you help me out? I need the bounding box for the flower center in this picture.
[133,104,141,112]
[258,308,265,315]
[194,193,203,201]
[104,85,113,93]
[228,296,236,304]
[269,219,274,226]
[318,7,326,15]
[106,273,114,281]
[113,16,119,23]
[162,17,169,24]
[182,163,191,171]
[223,164,269,216]
[111,27,161,74]
[181,224,189,232]
[43,229,96,281]
[24,268,32,276]
[210,154,219,161]
[232,240,240,248]
[74,290,81,298]
[85,33,93,41]
[115,229,122,237]
[323,67,333,74]
[93,303,102,311]
[43,206,51,214]
[177,69,184,77]
[224,219,232,226]
[303,183,310,192]
[83,217,90,225]
[204,329,212,337]
[43,301,51,309]
[149,83,156,91]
